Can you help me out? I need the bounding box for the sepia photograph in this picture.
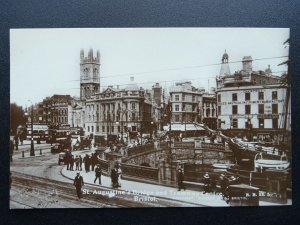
[9,28,291,208]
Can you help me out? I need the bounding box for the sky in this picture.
[10,28,289,108]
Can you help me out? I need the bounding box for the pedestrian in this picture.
[220,174,229,200]
[19,135,23,146]
[70,155,74,171]
[94,164,102,185]
[14,135,19,150]
[111,168,118,188]
[203,172,211,193]
[116,165,122,188]
[177,169,186,191]
[66,151,71,170]
[73,172,84,199]
[83,154,90,173]
[75,155,80,171]
[9,140,14,162]
[79,155,83,171]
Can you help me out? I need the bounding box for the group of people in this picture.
[65,152,82,171]
[177,169,240,198]
[111,164,122,189]
[66,152,99,172]
[82,153,98,172]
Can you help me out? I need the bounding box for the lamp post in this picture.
[150,121,154,139]
[28,100,35,156]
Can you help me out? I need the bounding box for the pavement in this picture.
[61,156,291,207]
[61,165,230,207]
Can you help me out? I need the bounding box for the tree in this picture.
[10,103,26,135]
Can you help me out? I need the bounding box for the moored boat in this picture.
[227,138,286,167]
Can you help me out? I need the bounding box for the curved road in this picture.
[10,144,203,208]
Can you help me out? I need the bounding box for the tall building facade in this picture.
[200,89,217,130]
[216,52,290,143]
[169,81,203,124]
[84,77,153,141]
[41,95,73,127]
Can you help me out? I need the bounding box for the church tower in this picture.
[80,49,100,100]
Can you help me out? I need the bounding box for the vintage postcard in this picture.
[10,28,291,208]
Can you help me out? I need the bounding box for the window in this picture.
[132,113,136,121]
[272,104,278,114]
[91,126,94,132]
[175,95,179,101]
[118,126,120,132]
[232,105,238,115]
[272,119,278,129]
[232,93,238,101]
[258,92,264,100]
[131,102,136,110]
[245,92,251,101]
[192,95,196,102]
[217,94,221,102]
[175,115,180,122]
[258,104,264,114]
[111,126,114,133]
[102,126,105,132]
[245,105,251,114]
[175,105,179,111]
[107,126,109,133]
[218,106,221,115]
[182,94,185,101]
[87,126,90,132]
[96,126,99,132]
[259,119,264,128]
[272,91,278,100]
[232,119,238,128]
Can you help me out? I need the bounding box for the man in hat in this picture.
[73,172,84,199]
[203,172,211,193]
[94,164,102,185]
[177,168,186,191]
[220,173,229,199]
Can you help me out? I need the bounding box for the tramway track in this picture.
[11,171,203,207]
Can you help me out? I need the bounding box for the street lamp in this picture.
[28,100,35,156]
[151,121,154,139]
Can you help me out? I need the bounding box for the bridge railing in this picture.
[120,162,159,181]
[202,142,224,150]
[127,143,155,157]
